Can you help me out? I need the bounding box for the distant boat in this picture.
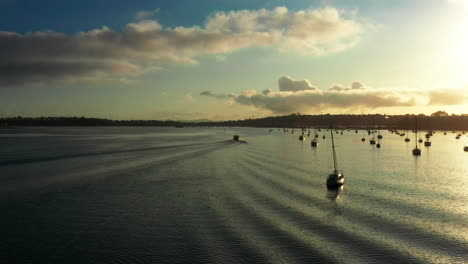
[423,126,432,146]
[311,139,318,147]
[299,135,305,141]
[464,146,468,152]
[311,127,319,146]
[405,137,410,142]
[413,117,421,156]
[376,130,382,148]
[370,138,376,145]
[326,123,344,188]
[232,135,247,143]
[418,138,423,143]
[361,137,365,142]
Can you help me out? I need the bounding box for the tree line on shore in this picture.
[1,112,467,131]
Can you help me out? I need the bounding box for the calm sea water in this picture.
[1,127,467,264]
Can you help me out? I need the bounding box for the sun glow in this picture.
[432,4,468,88]
[450,0,468,9]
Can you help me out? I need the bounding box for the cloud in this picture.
[233,89,415,113]
[200,76,468,114]
[135,8,160,21]
[262,89,273,95]
[428,90,467,105]
[278,76,316,91]
[351,81,365,89]
[200,91,234,99]
[329,81,366,91]
[0,6,366,87]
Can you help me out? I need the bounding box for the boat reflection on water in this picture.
[325,186,344,224]
[326,185,344,201]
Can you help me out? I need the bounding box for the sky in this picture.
[0,0,467,120]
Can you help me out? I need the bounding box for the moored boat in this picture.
[326,123,344,188]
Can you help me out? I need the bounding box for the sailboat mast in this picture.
[330,123,338,173]
[415,117,418,148]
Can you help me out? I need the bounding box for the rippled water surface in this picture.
[1,127,467,263]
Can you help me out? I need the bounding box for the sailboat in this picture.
[376,130,381,148]
[311,138,318,147]
[424,131,432,146]
[311,127,319,147]
[413,117,421,156]
[369,131,376,145]
[327,123,344,188]
[404,124,410,141]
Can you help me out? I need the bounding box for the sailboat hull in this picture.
[326,173,344,187]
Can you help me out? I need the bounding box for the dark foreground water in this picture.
[1,127,467,264]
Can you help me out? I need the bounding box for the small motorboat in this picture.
[232,135,247,143]
[299,135,305,141]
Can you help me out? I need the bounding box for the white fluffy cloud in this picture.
[329,81,366,91]
[278,76,316,91]
[0,6,365,87]
[201,76,468,113]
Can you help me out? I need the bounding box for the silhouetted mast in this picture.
[330,121,338,173]
[415,117,418,148]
